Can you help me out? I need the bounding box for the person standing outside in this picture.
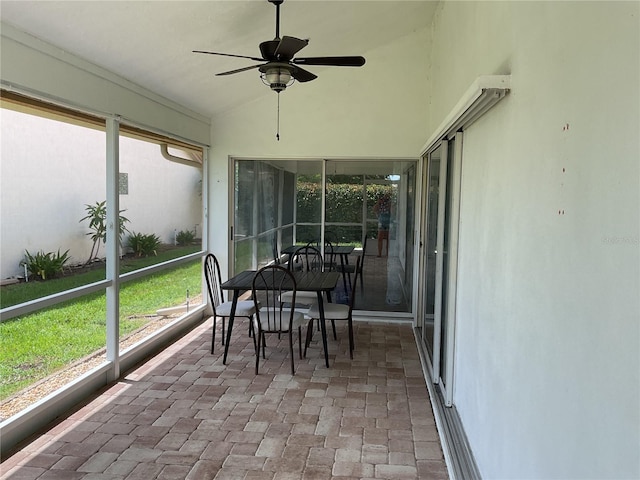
[373,192,391,257]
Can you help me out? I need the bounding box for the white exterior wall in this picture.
[0,109,202,278]
[0,109,105,277]
[427,2,639,478]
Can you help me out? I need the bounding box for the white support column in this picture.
[202,148,209,303]
[251,164,259,269]
[277,169,284,259]
[106,116,120,381]
[321,160,327,257]
[202,148,209,253]
[293,173,299,245]
[362,176,368,246]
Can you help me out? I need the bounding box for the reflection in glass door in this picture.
[421,144,444,369]
[419,136,462,406]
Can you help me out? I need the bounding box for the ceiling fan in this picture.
[193,0,366,94]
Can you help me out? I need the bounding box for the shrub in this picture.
[176,229,195,246]
[23,249,70,280]
[295,181,396,244]
[127,232,161,257]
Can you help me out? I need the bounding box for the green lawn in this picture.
[1,245,201,308]
[0,248,202,400]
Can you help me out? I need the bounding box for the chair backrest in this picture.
[289,245,323,272]
[252,265,297,333]
[348,256,362,312]
[305,238,335,269]
[323,240,338,271]
[203,253,224,315]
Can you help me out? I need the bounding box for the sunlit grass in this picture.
[0,257,201,400]
[1,245,200,308]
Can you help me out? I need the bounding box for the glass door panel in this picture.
[233,160,283,270]
[439,139,456,392]
[422,146,442,363]
[233,158,416,314]
[404,165,416,320]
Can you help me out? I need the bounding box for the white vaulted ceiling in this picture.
[0,1,438,118]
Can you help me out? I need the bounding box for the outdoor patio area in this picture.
[1,319,448,479]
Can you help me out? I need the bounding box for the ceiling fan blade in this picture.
[259,40,280,61]
[291,65,317,83]
[193,50,264,62]
[215,64,262,76]
[293,56,366,67]
[275,36,309,60]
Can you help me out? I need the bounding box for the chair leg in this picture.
[304,319,314,358]
[211,316,216,354]
[331,320,337,340]
[251,323,258,353]
[261,332,267,359]
[289,330,295,375]
[221,317,226,346]
[249,317,254,338]
[255,327,261,374]
[298,326,303,359]
[348,317,354,359]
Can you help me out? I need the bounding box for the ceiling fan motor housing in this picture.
[260,63,293,92]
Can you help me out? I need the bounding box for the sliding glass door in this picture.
[231,158,417,314]
[418,135,462,406]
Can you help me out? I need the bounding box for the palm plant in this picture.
[80,201,130,264]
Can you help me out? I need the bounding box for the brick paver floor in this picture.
[1,319,449,479]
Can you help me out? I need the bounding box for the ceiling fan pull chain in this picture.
[276,93,280,141]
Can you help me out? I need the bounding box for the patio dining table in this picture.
[220,269,341,368]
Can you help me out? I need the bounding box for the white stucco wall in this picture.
[427,2,639,478]
[0,108,202,278]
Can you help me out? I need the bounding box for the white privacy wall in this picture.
[428,2,639,479]
[207,27,431,276]
[0,109,202,278]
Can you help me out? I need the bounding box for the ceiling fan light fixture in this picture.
[261,65,294,92]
